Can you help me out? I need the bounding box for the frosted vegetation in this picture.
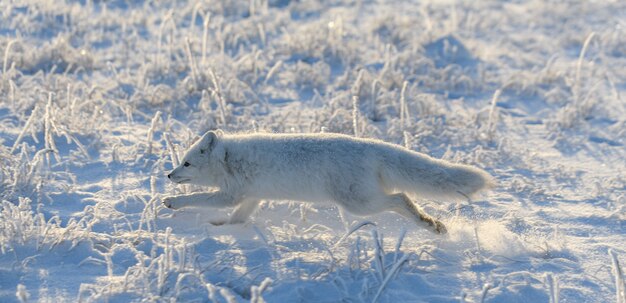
[1,1,625,302]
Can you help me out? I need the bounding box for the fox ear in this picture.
[199,131,217,154]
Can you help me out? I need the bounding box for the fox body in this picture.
[164,131,493,234]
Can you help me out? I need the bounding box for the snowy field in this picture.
[1,0,625,302]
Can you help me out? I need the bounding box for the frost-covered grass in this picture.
[1,0,625,302]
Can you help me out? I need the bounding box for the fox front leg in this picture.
[208,199,259,226]
[162,191,239,209]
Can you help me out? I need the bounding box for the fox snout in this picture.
[167,169,177,181]
[167,168,191,184]
[167,170,179,180]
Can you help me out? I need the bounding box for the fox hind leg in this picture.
[389,193,447,234]
[330,183,446,234]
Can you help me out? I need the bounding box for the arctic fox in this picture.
[164,131,493,234]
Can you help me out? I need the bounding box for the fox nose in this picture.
[167,173,172,179]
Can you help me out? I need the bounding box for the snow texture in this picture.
[0,0,625,302]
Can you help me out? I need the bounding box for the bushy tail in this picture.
[380,150,494,201]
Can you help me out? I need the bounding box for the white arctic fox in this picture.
[164,131,493,234]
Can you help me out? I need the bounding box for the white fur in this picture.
[164,131,494,233]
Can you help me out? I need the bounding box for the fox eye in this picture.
[183,162,190,167]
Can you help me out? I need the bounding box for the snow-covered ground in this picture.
[1,1,625,302]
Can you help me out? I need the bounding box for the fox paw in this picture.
[433,220,447,234]
[162,196,182,209]
[210,219,227,226]
[209,219,246,226]
[421,215,447,234]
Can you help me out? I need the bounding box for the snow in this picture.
[1,0,625,302]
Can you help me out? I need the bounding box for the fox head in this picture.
[167,131,225,186]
